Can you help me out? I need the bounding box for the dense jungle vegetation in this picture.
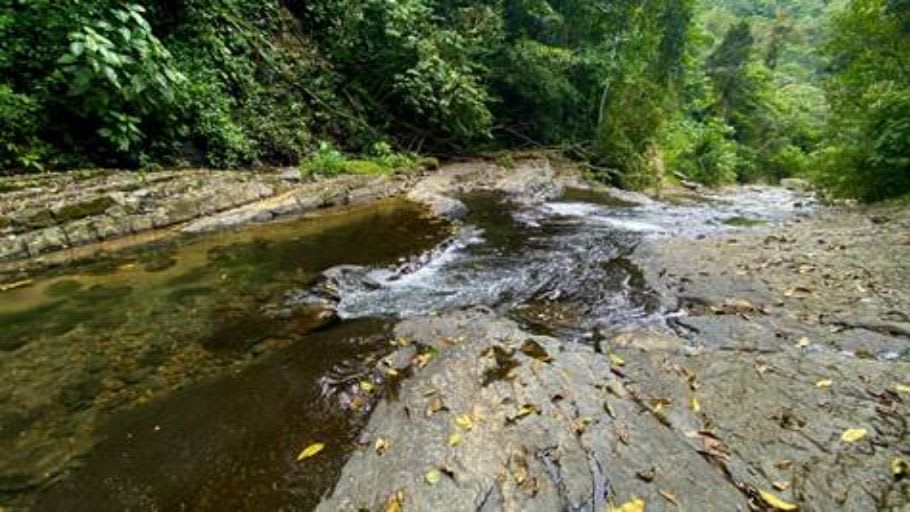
[0,0,907,200]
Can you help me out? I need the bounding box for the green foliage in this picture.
[300,141,423,178]
[812,0,910,201]
[56,4,186,154]
[663,116,739,185]
[0,85,46,171]
[9,0,901,205]
[301,142,349,177]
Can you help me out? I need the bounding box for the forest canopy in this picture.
[0,0,907,201]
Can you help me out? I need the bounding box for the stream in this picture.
[0,186,806,510]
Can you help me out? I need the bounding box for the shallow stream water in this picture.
[0,186,805,510]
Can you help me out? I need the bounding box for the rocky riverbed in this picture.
[316,177,910,510]
[1,159,908,510]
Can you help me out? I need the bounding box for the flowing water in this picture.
[0,186,806,510]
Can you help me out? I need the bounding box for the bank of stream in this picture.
[1,178,815,510]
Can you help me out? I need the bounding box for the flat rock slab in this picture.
[320,311,909,511]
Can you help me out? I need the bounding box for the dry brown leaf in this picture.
[427,397,445,416]
[659,489,679,507]
[773,481,791,491]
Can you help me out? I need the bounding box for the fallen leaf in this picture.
[375,437,390,455]
[697,431,730,461]
[785,287,813,298]
[349,395,365,412]
[611,497,645,512]
[773,481,791,491]
[604,401,616,419]
[448,432,462,447]
[615,425,631,445]
[691,397,701,413]
[572,417,594,434]
[892,457,908,479]
[360,381,375,393]
[841,428,869,443]
[610,354,626,367]
[516,403,539,419]
[385,490,404,512]
[759,490,798,511]
[815,379,833,389]
[650,397,672,413]
[296,442,325,461]
[425,468,442,486]
[796,337,811,348]
[520,339,553,362]
[414,352,433,368]
[427,397,445,416]
[635,467,656,483]
[659,490,679,506]
[384,367,399,377]
[455,414,474,431]
[775,459,792,470]
[895,384,910,394]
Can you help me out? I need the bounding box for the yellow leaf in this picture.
[841,428,869,443]
[516,403,538,418]
[385,490,404,512]
[815,379,833,389]
[572,417,594,434]
[610,354,626,367]
[384,367,399,377]
[895,384,910,394]
[360,381,375,393]
[691,397,701,413]
[415,352,432,368]
[296,442,325,461]
[455,414,474,431]
[796,337,811,348]
[759,490,798,511]
[425,468,442,486]
[448,432,461,447]
[892,457,908,478]
[375,437,390,455]
[610,497,645,512]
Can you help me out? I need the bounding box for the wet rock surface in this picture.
[320,202,910,511]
